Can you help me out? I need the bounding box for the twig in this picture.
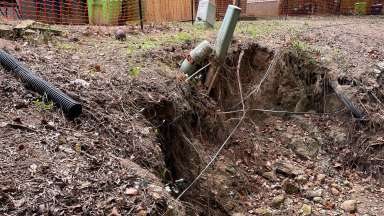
[5,123,37,132]
[207,66,221,93]
[186,63,211,81]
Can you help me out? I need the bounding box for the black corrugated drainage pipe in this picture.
[0,50,82,118]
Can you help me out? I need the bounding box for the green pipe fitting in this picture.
[180,40,213,75]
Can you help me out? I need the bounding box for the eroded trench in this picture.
[143,42,341,214]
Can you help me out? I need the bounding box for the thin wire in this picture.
[186,63,212,81]
[219,107,347,115]
[174,50,258,202]
[232,51,281,108]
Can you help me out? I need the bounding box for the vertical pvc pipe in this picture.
[214,5,241,62]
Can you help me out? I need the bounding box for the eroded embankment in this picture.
[139,42,361,214]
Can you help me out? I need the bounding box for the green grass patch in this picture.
[33,98,54,111]
[237,20,284,39]
[54,42,77,51]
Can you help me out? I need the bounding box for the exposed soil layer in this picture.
[211,43,333,114]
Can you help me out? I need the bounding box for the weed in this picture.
[54,42,77,51]
[166,32,192,44]
[238,21,283,39]
[159,167,171,182]
[141,39,158,50]
[292,40,310,52]
[33,98,54,111]
[129,67,141,77]
[291,39,321,64]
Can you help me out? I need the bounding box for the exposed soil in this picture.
[1,16,384,215]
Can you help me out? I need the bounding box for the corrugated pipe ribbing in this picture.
[0,50,82,118]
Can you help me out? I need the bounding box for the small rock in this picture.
[317,174,326,183]
[377,61,384,72]
[71,55,80,60]
[136,210,147,216]
[107,207,121,216]
[295,175,308,184]
[29,164,37,175]
[313,197,322,203]
[69,35,79,42]
[70,79,90,88]
[324,200,336,210]
[262,171,277,181]
[342,180,351,187]
[331,187,340,196]
[300,204,312,216]
[271,194,285,208]
[374,68,381,74]
[232,213,245,216]
[330,182,339,188]
[305,189,323,199]
[289,136,320,159]
[282,179,300,194]
[254,208,272,216]
[125,187,139,196]
[115,29,126,41]
[341,200,357,213]
[274,161,304,177]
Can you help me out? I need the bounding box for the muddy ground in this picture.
[1,16,384,215]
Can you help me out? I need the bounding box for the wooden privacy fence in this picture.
[143,0,193,22]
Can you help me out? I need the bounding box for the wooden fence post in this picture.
[191,0,194,24]
[138,0,144,30]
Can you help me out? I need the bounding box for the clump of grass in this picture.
[290,38,321,65]
[126,31,194,55]
[238,20,283,39]
[165,32,192,44]
[33,98,54,111]
[129,66,141,77]
[292,39,311,52]
[54,42,77,51]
